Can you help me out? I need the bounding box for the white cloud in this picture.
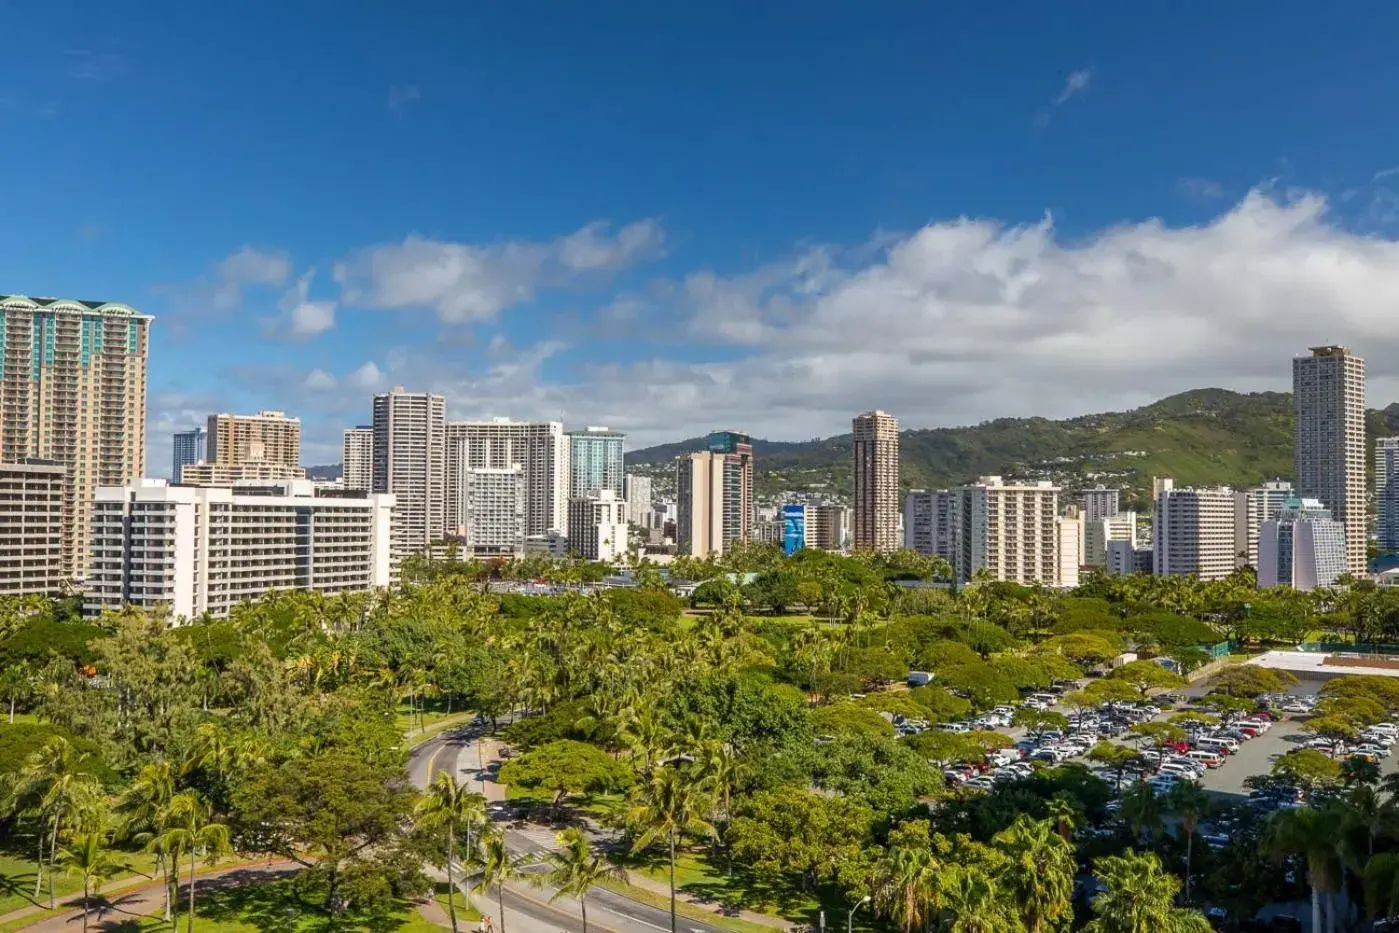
[210,246,294,311]
[558,220,665,271]
[267,270,337,339]
[334,219,665,324]
[305,369,337,391]
[245,187,1399,457]
[400,187,1399,449]
[1036,68,1093,126]
[346,361,384,390]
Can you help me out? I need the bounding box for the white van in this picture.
[1186,750,1224,768]
[1196,737,1238,754]
[1027,693,1059,706]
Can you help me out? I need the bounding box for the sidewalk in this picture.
[6,861,298,932]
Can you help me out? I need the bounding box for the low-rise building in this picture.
[85,479,394,620]
[1106,540,1154,576]
[178,461,307,485]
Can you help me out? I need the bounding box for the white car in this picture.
[1354,743,1392,758]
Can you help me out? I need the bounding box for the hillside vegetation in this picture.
[626,388,1399,501]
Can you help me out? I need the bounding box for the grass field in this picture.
[0,847,158,918]
[88,877,443,932]
[433,882,481,923]
[620,849,820,921]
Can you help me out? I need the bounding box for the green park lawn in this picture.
[0,847,158,918]
[432,882,481,923]
[616,848,822,927]
[97,877,444,932]
[396,704,476,744]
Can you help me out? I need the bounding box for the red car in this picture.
[1167,740,1190,754]
[1247,711,1279,722]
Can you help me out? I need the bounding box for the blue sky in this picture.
[7,3,1399,470]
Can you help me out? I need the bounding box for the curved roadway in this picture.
[410,724,730,933]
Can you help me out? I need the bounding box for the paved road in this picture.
[410,726,732,933]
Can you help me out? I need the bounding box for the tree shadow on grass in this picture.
[0,867,41,910]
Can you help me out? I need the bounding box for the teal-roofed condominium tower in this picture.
[0,295,151,580]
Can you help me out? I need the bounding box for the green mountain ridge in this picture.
[625,389,1399,501]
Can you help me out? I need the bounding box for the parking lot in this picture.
[928,677,1399,805]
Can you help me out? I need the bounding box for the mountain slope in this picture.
[626,388,1399,499]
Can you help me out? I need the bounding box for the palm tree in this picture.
[993,816,1074,933]
[627,768,715,933]
[1364,852,1399,920]
[4,737,103,907]
[541,827,626,933]
[414,772,487,933]
[475,828,528,933]
[1045,793,1084,842]
[1118,782,1162,843]
[1262,806,1342,933]
[872,832,940,933]
[1085,851,1212,933]
[1166,782,1211,903]
[58,831,118,933]
[938,863,1024,933]
[157,791,232,933]
[115,762,176,921]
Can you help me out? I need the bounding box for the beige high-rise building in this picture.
[950,476,1060,585]
[0,295,150,580]
[1293,346,1366,575]
[852,410,900,552]
[372,388,447,556]
[1153,486,1237,580]
[0,461,66,595]
[1055,511,1084,588]
[676,452,728,558]
[342,426,374,491]
[206,410,301,469]
[812,503,849,551]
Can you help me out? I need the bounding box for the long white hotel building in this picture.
[85,479,394,620]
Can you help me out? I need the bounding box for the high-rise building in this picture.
[1152,477,1175,501]
[1258,497,1347,591]
[0,295,151,580]
[447,419,568,538]
[342,426,374,492]
[207,410,301,469]
[706,430,753,542]
[1084,512,1138,566]
[372,388,447,556]
[812,504,850,551]
[86,479,394,619]
[904,490,954,562]
[949,476,1060,585]
[566,427,625,498]
[461,466,525,556]
[1153,486,1236,580]
[1293,346,1366,574]
[172,427,207,480]
[567,489,629,562]
[676,452,730,557]
[1376,438,1399,550]
[1055,511,1083,588]
[852,410,900,552]
[0,461,65,595]
[623,474,653,529]
[1233,480,1294,568]
[1080,487,1121,523]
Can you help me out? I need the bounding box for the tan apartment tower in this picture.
[1293,346,1366,574]
[342,426,374,491]
[852,410,900,552]
[207,410,301,469]
[0,295,150,580]
[372,388,447,557]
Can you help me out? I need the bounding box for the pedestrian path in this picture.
[7,861,297,932]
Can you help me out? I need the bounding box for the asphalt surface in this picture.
[409,725,733,933]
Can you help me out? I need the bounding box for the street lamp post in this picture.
[848,895,871,933]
